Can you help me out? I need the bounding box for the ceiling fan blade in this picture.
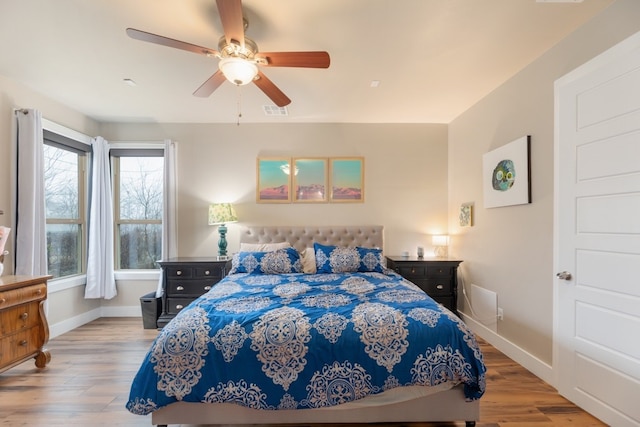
[193,71,227,97]
[216,0,245,47]
[253,71,291,107]
[126,28,218,57]
[256,52,331,68]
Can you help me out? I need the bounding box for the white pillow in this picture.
[301,247,317,274]
[239,242,292,252]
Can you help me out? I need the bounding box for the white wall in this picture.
[99,122,450,258]
[448,0,640,375]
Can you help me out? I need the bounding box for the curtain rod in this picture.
[13,108,29,115]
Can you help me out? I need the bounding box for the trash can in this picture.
[140,292,161,329]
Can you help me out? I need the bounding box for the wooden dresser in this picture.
[157,258,227,328]
[386,256,462,315]
[0,275,52,373]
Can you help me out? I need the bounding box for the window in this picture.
[111,149,163,270]
[43,131,89,279]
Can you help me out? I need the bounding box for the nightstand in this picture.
[157,257,227,328]
[386,256,462,315]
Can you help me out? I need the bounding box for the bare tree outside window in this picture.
[116,156,163,269]
[43,144,85,278]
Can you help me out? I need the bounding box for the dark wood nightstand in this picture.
[386,256,462,315]
[157,257,228,328]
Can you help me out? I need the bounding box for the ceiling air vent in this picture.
[263,105,288,116]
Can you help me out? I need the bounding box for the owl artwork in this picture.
[492,159,515,191]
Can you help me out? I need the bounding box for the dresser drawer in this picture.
[0,326,42,362]
[0,302,40,335]
[0,283,47,309]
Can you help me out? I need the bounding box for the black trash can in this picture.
[140,292,161,329]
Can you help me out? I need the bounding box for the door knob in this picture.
[556,271,572,280]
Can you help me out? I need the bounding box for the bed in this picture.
[127,226,485,427]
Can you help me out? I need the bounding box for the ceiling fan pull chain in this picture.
[236,85,242,126]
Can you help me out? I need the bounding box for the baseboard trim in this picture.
[49,308,102,339]
[460,310,555,387]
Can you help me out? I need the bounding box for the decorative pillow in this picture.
[314,243,384,273]
[239,242,291,252]
[229,247,302,275]
[300,247,317,274]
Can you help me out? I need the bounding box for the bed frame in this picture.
[151,226,479,427]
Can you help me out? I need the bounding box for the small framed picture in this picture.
[329,157,364,203]
[460,203,473,227]
[256,158,291,203]
[293,158,328,203]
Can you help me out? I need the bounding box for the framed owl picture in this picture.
[482,136,531,208]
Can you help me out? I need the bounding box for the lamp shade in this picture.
[218,57,258,86]
[432,235,450,246]
[208,203,238,225]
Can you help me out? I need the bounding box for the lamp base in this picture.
[434,246,448,258]
[218,224,228,257]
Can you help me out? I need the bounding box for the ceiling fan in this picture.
[126,0,330,107]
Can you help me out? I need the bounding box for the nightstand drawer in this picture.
[166,298,196,314]
[158,258,229,328]
[386,256,462,315]
[419,279,453,296]
[396,265,426,278]
[426,266,453,278]
[167,279,216,296]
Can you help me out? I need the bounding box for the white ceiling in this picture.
[0,0,613,124]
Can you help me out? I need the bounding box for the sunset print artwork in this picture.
[257,158,291,203]
[330,157,364,202]
[293,158,328,202]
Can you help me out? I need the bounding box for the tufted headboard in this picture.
[239,226,384,253]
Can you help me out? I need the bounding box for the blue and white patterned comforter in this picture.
[127,271,486,415]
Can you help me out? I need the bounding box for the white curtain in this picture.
[85,137,116,299]
[156,139,178,297]
[14,109,47,276]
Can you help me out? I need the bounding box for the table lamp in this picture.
[432,235,449,258]
[208,203,238,258]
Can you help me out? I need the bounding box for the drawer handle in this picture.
[19,340,28,347]
[36,289,42,295]
[204,270,210,275]
[411,268,416,274]
[176,304,184,310]
[204,286,211,291]
[436,284,444,290]
[0,298,5,304]
[176,286,184,291]
[20,312,29,320]
[176,270,182,276]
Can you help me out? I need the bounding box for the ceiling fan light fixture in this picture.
[219,57,258,86]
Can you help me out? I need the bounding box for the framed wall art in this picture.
[459,203,473,227]
[329,157,364,203]
[293,158,328,203]
[482,136,531,208]
[256,158,291,203]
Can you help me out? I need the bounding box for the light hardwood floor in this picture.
[0,318,605,427]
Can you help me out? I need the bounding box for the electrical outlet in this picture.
[497,308,504,321]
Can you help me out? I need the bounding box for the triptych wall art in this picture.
[257,157,364,203]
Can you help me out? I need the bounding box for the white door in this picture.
[555,32,640,427]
